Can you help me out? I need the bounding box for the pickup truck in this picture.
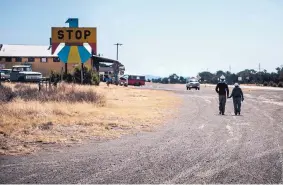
[186,78,200,90]
[10,65,42,82]
[0,69,12,81]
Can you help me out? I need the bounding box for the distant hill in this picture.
[145,75,162,80]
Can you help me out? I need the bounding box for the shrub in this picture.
[263,81,268,86]
[278,82,283,88]
[73,66,100,85]
[63,73,73,83]
[0,83,105,105]
[268,81,275,87]
[49,67,99,85]
[50,70,61,83]
[0,85,16,102]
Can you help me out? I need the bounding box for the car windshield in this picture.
[12,67,32,72]
[0,70,11,74]
[189,79,197,82]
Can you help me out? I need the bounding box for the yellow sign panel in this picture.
[51,27,96,44]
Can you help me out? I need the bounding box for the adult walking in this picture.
[215,75,229,115]
[228,83,244,115]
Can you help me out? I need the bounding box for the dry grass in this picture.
[0,83,181,155]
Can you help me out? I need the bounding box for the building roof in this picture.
[0,44,60,57]
[0,44,123,66]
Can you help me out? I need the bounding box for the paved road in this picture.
[1,85,283,183]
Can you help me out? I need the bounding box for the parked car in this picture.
[10,65,42,82]
[119,76,128,87]
[186,78,200,90]
[0,69,12,81]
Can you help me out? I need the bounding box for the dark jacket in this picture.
[229,86,244,99]
[216,82,229,96]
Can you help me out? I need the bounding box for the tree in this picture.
[168,74,179,84]
[216,70,226,78]
[198,71,214,83]
[179,76,186,84]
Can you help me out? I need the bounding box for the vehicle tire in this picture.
[186,87,189,90]
[189,88,191,90]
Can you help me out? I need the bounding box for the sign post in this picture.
[51,18,97,84]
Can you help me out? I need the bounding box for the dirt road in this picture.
[1,84,283,183]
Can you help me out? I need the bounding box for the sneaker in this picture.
[238,112,241,115]
[235,112,237,115]
[222,112,225,115]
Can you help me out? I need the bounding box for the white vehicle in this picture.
[186,78,200,90]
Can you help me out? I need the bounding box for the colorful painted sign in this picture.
[51,18,97,64]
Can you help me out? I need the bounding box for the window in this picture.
[28,57,35,62]
[41,58,47,63]
[24,67,32,72]
[12,67,23,72]
[53,57,60,62]
[1,69,11,74]
[15,57,22,62]
[5,57,12,62]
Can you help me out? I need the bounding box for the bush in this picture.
[0,85,16,102]
[72,66,100,85]
[272,83,278,87]
[63,73,73,83]
[50,70,61,83]
[0,83,105,104]
[268,81,275,87]
[49,67,99,85]
[278,82,283,88]
[263,81,268,86]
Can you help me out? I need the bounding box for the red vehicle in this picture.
[119,75,146,86]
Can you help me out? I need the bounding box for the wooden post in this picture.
[81,63,84,84]
[38,81,41,91]
[65,63,68,74]
[49,78,51,90]
[61,67,64,81]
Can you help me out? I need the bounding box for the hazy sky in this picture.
[1,0,283,77]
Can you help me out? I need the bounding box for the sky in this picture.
[1,0,283,77]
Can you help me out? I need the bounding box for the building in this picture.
[0,44,125,78]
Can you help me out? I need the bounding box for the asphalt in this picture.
[1,84,283,183]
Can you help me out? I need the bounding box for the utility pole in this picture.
[114,43,123,60]
[259,63,261,72]
[114,43,123,85]
[229,65,231,73]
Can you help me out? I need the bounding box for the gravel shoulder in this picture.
[1,85,283,183]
